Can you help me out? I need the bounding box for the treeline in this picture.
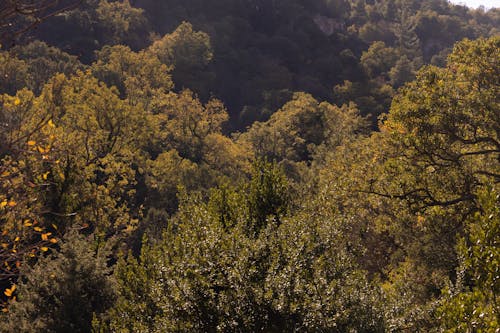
[0,0,499,332]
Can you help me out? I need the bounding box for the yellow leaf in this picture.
[41,233,52,241]
[8,201,16,207]
[49,238,58,244]
[48,119,55,127]
[0,201,6,209]
[41,247,49,252]
[4,285,16,297]
[42,171,50,180]
[1,243,8,249]
[14,237,19,242]
[14,98,21,106]
[51,224,58,230]
[24,220,32,227]
[27,140,36,146]
[38,147,47,154]
[34,227,43,232]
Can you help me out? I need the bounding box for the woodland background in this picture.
[0,0,498,331]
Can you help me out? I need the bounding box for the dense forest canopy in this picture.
[0,0,499,332]
[4,0,499,127]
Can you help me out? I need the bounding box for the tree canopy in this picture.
[0,1,498,331]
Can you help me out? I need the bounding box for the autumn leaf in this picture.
[41,233,52,241]
[4,285,16,297]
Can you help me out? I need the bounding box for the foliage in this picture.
[437,187,499,332]
[0,2,498,330]
[0,231,116,333]
[31,0,150,62]
[101,169,385,332]
[381,36,499,211]
[149,22,213,96]
[11,41,86,94]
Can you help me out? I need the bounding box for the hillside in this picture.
[0,1,499,331]
[5,0,499,126]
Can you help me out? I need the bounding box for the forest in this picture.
[0,0,498,332]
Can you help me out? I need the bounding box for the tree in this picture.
[1,231,116,333]
[247,159,289,235]
[0,51,31,95]
[11,41,85,93]
[437,187,499,332]
[0,0,81,44]
[0,89,60,305]
[360,41,399,79]
[91,44,173,109]
[32,0,149,62]
[31,71,148,235]
[101,170,384,332]
[240,92,367,165]
[148,22,213,95]
[380,36,499,211]
[388,55,415,87]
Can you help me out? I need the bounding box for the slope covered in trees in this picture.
[6,0,499,127]
[0,0,498,332]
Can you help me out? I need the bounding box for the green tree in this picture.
[34,71,148,235]
[11,41,85,94]
[361,41,400,79]
[388,55,415,87]
[92,44,173,111]
[437,187,499,332]
[1,231,116,333]
[247,159,289,235]
[149,22,213,95]
[381,36,499,210]
[0,52,31,95]
[240,92,367,164]
[102,176,384,332]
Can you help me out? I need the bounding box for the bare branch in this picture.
[0,0,83,45]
